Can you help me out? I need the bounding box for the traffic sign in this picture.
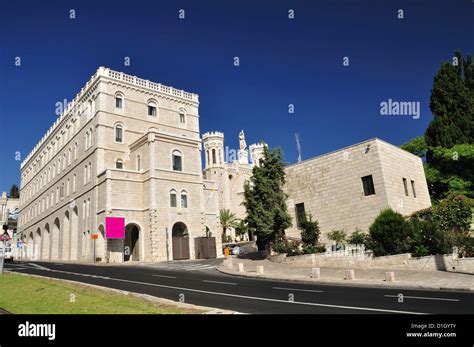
[91,234,99,240]
[0,234,10,241]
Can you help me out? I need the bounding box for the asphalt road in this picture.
[4,259,473,314]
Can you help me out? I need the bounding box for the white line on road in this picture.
[202,280,237,286]
[21,264,428,314]
[273,287,324,293]
[384,295,459,302]
[153,275,177,279]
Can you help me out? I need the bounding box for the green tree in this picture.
[234,219,249,241]
[425,50,473,148]
[401,50,474,201]
[299,213,320,246]
[243,146,292,251]
[219,208,238,243]
[368,209,414,256]
[9,184,19,199]
[400,136,428,158]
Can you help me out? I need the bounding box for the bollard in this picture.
[311,267,321,280]
[238,263,245,273]
[256,265,264,275]
[385,271,395,282]
[346,269,355,280]
[225,257,233,269]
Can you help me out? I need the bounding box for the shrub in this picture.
[271,240,289,254]
[347,229,369,245]
[368,209,414,256]
[327,230,346,245]
[302,244,326,254]
[300,213,320,246]
[410,194,473,256]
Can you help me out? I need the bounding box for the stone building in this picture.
[284,138,432,242]
[18,67,221,263]
[0,192,19,251]
[202,130,265,241]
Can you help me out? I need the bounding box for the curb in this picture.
[217,266,474,293]
[7,271,240,314]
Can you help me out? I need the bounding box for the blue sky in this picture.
[0,0,473,193]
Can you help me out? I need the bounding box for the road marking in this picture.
[202,280,237,286]
[384,295,459,302]
[273,287,323,293]
[153,275,177,279]
[23,265,428,314]
[27,263,51,271]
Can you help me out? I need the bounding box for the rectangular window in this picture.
[180,113,185,124]
[148,105,156,116]
[115,127,123,142]
[115,97,122,109]
[295,203,306,229]
[173,155,182,171]
[181,194,188,208]
[170,193,177,207]
[403,178,409,196]
[411,180,416,198]
[361,175,375,196]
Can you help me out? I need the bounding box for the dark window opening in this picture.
[115,97,122,109]
[411,180,416,198]
[361,175,375,196]
[295,203,306,229]
[170,193,177,207]
[403,178,409,196]
[148,105,156,116]
[172,155,182,171]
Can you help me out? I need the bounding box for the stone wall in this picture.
[270,252,474,274]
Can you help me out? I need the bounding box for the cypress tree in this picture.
[243,146,292,251]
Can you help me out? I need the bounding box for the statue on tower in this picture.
[239,130,247,150]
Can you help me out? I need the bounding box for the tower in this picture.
[202,131,225,169]
[249,142,266,167]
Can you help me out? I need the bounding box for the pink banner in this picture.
[105,217,125,239]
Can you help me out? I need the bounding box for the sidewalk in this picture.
[217,258,474,291]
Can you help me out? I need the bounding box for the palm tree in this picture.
[219,208,238,243]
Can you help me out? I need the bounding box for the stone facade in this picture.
[284,138,432,242]
[202,131,265,241]
[17,67,221,263]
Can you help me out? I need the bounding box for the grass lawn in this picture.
[0,273,202,314]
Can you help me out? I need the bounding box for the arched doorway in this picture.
[172,222,190,260]
[35,228,42,260]
[28,232,34,259]
[52,218,60,260]
[62,211,70,261]
[124,223,140,261]
[96,224,106,262]
[70,207,79,261]
[43,223,51,260]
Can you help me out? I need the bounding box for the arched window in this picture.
[180,190,188,208]
[88,162,92,181]
[68,148,72,165]
[89,127,93,146]
[170,189,177,207]
[84,165,87,184]
[212,149,216,164]
[115,92,123,109]
[172,150,182,171]
[136,155,141,171]
[115,124,123,143]
[73,174,77,193]
[115,159,123,169]
[74,142,78,160]
[179,108,186,124]
[147,100,157,117]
